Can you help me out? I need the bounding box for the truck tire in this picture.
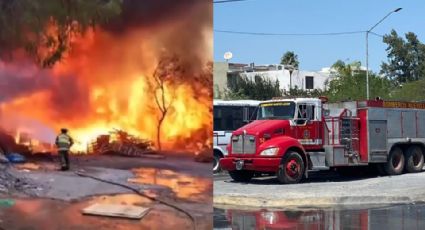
[277,151,305,184]
[229,170,254,182]
[383,147,405,175]
[213,151,222,174]
[404,146,424,173]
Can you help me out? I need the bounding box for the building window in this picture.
[305,76,314,89]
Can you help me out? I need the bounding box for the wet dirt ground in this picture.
[0,154,212,229]
[214,203,425,229]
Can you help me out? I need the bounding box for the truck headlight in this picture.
[260,147,279,156]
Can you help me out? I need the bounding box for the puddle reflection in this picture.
[215,204,425,230]
[129,168,212,202]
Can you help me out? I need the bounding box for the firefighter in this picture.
[55,128,74,171]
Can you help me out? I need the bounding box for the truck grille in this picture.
[232,134,256,154]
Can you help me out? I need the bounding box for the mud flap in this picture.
[304,159,309,178]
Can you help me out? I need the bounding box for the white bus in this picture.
[213,100,260,173]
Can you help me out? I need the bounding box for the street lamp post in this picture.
[366,7,402,100]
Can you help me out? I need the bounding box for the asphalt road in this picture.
[214,169,425,207]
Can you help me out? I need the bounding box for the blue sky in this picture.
[214,0,424,72]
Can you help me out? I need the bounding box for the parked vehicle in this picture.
[213,100,260,173]
[220,97,425,183]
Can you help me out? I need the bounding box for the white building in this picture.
[240,64,334,91]
[213,62,343,98]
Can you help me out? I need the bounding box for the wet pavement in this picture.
[214,203,425,229]
[0,159,213,229]
[130,167,212,203]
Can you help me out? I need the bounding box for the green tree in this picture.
[389,79,425,101]
[0,0,122,67]
[325,60,392,102]
[280,51,299,69]
[226,74,283,100]
[381,30,425,83]
[284,86,324,98]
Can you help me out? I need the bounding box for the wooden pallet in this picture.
[82,203,150,219]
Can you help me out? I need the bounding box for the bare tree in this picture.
[151,57,180,150]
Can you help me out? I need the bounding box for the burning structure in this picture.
[0,1,212,154]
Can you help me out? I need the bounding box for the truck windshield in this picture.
[257,102,295,120]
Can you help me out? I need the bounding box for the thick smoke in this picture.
[105,0,212,76]
[0,60,52,102]
[0,60,92,121]
[106,0,205,30]
[0,0,212,103]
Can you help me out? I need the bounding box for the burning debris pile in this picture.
[0,129,31,156]
[194,148,214,163]
[88,129,157,157]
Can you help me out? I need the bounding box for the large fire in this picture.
[0,3,212,153]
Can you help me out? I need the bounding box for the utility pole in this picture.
[365,8,402,100]
[366,31,369,99]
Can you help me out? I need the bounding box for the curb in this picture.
[213,195,424,208]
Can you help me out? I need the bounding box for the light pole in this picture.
[366,7,402,100]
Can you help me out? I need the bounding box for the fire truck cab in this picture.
[220,97,425,184]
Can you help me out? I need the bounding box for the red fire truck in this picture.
[220,97,425,184]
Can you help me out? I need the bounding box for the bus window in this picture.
[243,107,249,122]
[213,106,245,131]
[249,106,258,121]
[213,106,223,131]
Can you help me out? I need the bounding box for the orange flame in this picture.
[0,24,212,153]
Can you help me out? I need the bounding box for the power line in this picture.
[369,31,384,38]
[214,29,367,36]
[214,0,251,3]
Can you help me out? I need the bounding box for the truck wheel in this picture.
[213,152,222,174]
[277,151,305,184]
[229,170,254,182]
[383,147,405,175]
[404,146,424,173]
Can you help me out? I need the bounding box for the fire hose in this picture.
[74,171,196,230]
